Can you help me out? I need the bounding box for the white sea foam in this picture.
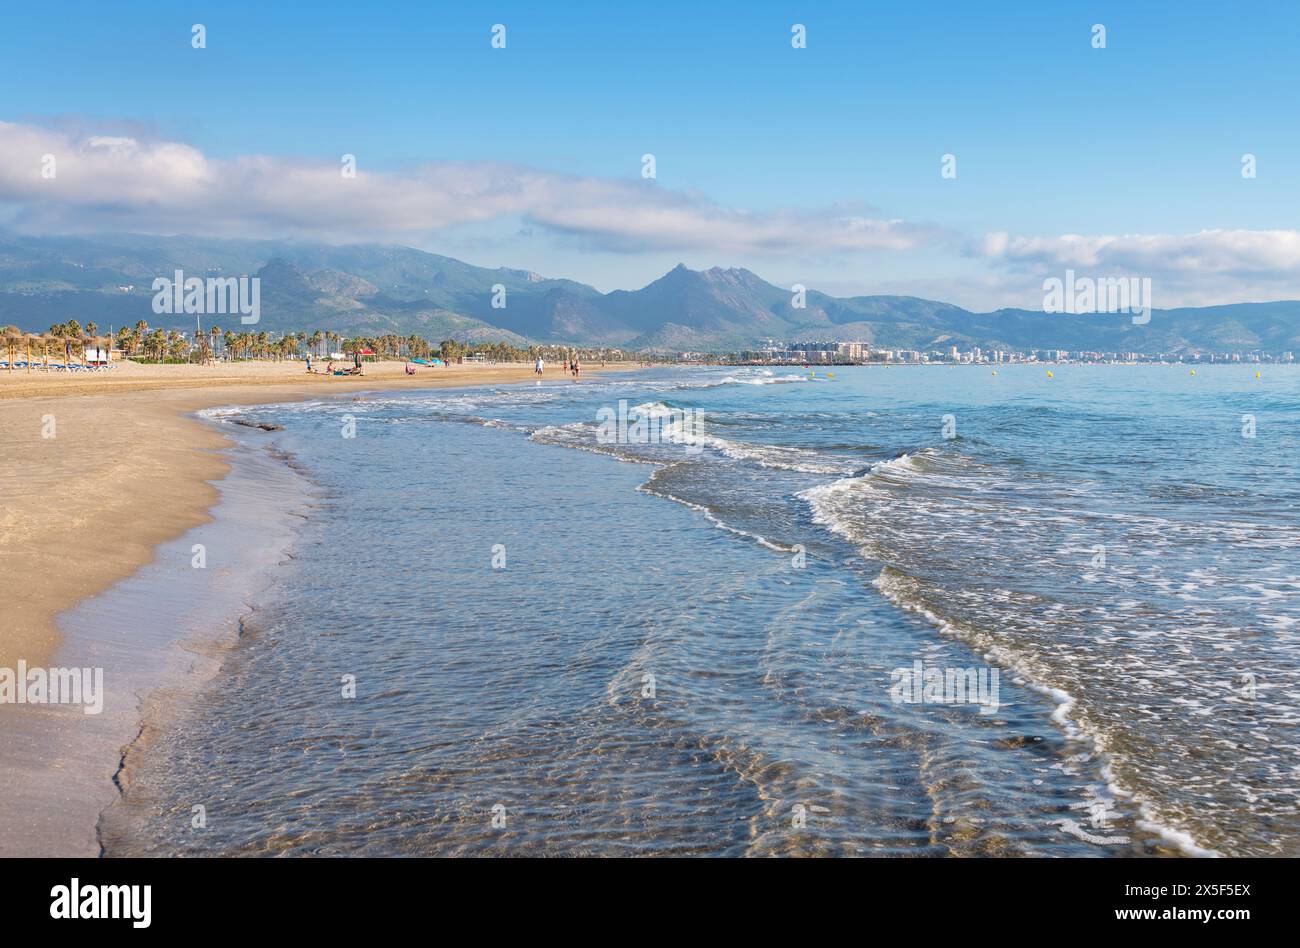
[629,401,680,419]
[637,483,793,553]
[1136,802,1223,858]
[795,449,1232,858]
[700,433,854,474]
[719,373,813,386]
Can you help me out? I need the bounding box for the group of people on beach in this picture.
[533,356,582,379]
[305,352,363,377]
[292,350,594,380]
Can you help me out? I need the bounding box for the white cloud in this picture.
[979,228,1300,274]
[0,121,942,255]
[7,120,1300,308]
[974,228,1300,308]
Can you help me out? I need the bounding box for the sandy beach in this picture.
[0,359,632,670]
[0,358,638,856]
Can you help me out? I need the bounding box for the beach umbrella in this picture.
[37,333,55,367]
[22,333,42,372]
[2,327,23,371]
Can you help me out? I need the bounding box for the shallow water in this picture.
[99,365,1300,856]
[0,434,309,855]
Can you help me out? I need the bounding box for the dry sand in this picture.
[0,359,633,670]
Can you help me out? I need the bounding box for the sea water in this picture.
[98,364,1300,856]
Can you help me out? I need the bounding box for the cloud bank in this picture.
[976,228,1300,308]
[0,121,941,256]
[979,229,1300,275]
[5,120,1300,307]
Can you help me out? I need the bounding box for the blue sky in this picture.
[1,0,1297,308]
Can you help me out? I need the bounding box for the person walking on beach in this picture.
[306,354,312,373]
[571,358,580,379]
[535,356,544,376]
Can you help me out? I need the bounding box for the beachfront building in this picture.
[738,340,932,364]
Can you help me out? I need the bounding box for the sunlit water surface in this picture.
[100,365,1300,856]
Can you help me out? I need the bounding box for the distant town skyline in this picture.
[741,340,1295,365]
[2,1,1299,311]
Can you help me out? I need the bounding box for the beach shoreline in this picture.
[1,425,317,857]
[0,359,638,670]
[3,361,1274,858]
[0,359,641,856]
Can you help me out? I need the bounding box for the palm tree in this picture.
[143,328,164,362]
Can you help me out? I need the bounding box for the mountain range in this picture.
[1,232,1298,354]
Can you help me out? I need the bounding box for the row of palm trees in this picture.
[4,319,636,367]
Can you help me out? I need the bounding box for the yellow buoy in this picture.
[1046,370,1054,379]
[991,370,997,376]
[1256,371,1261,379]
[1190,370,1196,376]
[827,372,834,379]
